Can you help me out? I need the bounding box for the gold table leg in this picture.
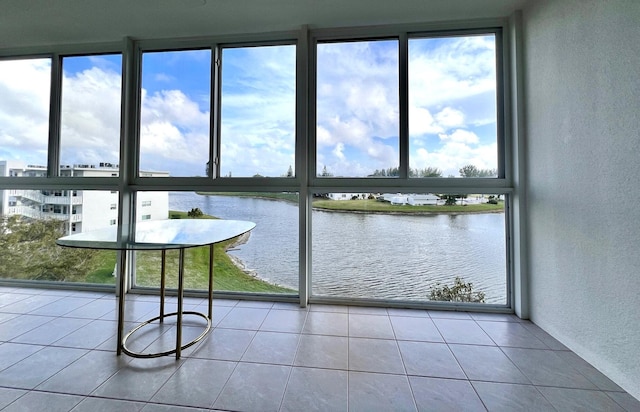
[120,246,213,359]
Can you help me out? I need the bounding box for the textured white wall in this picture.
[523,0,640,398]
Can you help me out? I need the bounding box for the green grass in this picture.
[84,251,117,284]
[82,210,295,293]
[312,199,504,214]
[134,243,294,293]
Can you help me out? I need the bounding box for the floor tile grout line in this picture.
[2,288,638,411]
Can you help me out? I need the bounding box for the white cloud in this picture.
[333,142,346,161]
[408,35,497,124]
[60,66,122,165]
[154,73,174,83]
[413,141,498,177]
[409,106,441,135]
[439,129,479,145]
[316,36,498,176]
[0,59,51,164]
[434,107,465,129]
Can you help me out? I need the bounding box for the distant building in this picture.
[381,193,441,205]
[407,194,440,206]
[0,161,169,234]
[326,193,369,200]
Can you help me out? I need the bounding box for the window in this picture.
[312,192,506,304]
[0,59,51,174]
[133,191,298,295]
[139,49,211,177]
[311,27,507,305]
[0,190,117,285]
[60,54,122,176]
[0,24,511,308]
[219,45,296,177]
[316,40,399,177]
[408,35,499,178]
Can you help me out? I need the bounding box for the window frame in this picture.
[0,19,516,312]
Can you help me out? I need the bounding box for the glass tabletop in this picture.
[56,219,256,251]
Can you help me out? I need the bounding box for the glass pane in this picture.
[139,50,211,177]
[220,45,296,178]
[134,191,298,294]
[0,58,51,174]
[312,192,506,304]
[0,189,118,284]
[60,54,122,175]
[409,34,498,178]
[316,40,399,177]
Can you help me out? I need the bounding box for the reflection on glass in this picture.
[311,192,506,304]
[139,50,211,177]
[134,191,298,294]
[220,45,296,178]
[0,189,118,284]
[0,58,51,174]
[409,35,498,178]
[60,54,122,175]
[316,40,399,177]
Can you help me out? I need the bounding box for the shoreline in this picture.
[312,206,505,216]
[196,192,505,216]
[225,231,296,291]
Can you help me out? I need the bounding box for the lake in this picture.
[170,192,507,304]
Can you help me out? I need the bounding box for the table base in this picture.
[117,245,215,359]
[121,311,212,358]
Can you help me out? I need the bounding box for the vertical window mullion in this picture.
[211,44,221,179]
[398,33,409,179]
[495,28,507,179]
[118,37,140,293]
[297,26,311,306]
[48,54,62,177]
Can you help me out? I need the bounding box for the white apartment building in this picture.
[0,160,169,234]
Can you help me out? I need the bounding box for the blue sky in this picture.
[0,34,497,178]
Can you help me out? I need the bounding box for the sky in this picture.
[0,34,497,178]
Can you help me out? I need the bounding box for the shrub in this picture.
[429,276,485,303]
[187,207,204,217]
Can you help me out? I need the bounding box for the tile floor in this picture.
[0,286,639,412]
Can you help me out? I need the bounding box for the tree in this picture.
[459,164,480,178]
[429,276,485,303]
[368,166,442,177]
[320,165,333,177]
[0,216,98,282]
[459,164,497,178]
[416,167,442,177]
[286,165,293,177]
[442,195,459,206]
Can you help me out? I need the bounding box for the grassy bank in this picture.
[198,192,504,214]
[312,199,504,214]
[82,210,295,293]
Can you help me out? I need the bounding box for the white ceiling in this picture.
[1,0,527,50]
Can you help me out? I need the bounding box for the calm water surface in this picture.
[170,192,507,304]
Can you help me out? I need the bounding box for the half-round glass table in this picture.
[57,219,256,359]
